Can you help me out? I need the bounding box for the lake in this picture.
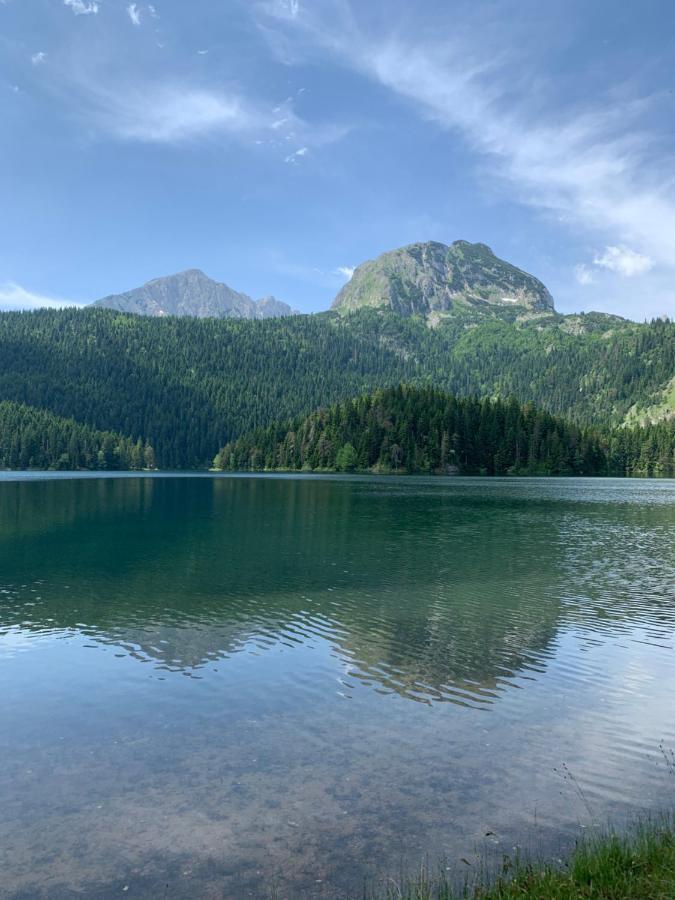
[1,473,674,898]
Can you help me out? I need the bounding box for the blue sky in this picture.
[1,0,675,319]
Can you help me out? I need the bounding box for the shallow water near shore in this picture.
[1,473,675,898]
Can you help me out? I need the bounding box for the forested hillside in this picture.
[0,307,672,468]
[214,386,675,478]
[0,401,154,470]
[434,311,675,425]
[0,308,417,467]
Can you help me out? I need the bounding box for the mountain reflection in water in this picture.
[1,474,674,899]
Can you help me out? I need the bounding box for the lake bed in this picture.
[1,473,674,898]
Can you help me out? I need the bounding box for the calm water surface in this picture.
[1,474,674,898]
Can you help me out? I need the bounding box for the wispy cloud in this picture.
[127,3,141,26]
[574,244,653,290]
[335,265,354,279]
[574,264,594,286]
[63,0,99,15]
[53,66,345,148]
[31,51,47,66]
[284,146,308,163]
[593,245,653,277]
[30,2,346,156]
[268,0,300,18]
[0,283,84,311]
[62,77,274,143]
[257,1,675,284]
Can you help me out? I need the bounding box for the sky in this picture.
[1,0,675,320]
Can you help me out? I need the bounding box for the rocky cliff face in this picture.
[332,241,555,317]
[92,270,297,319]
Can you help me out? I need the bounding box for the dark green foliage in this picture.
[214,386,674,477]
[0,307,672,468]
[0,308,420,467]
[0,401,154,470]
[604,418,675,477]
[436,312,675,427]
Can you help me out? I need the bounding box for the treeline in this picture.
[0,308,417,467]
[0,401,155,471]
[214,386,675,477]
[0,307,672,467]
[607,418,675,477]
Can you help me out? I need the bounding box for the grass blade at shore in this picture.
[365,815,675,899]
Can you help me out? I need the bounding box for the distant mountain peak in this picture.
[332,240,555,317]
[92,270,297,320]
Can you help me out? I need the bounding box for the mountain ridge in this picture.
[92,269,297,319]
[0,236,671,469]
[333,240,555,317]
[89,239,555,323]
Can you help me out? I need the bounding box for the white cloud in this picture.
[364,51,675,271]
[270,0,300,18]
[77,82,343,148]
[64,0,99,14]
[593,245,653,277]
[284,146,308,162]
[574,264,595,286]
[258,2,675,285]
[336,265,354,279]
[84,84,257,142]
[127,3,141,26]
[196,49,209,55]
[31,51,46,66]
[0,283,84,311]
[31,25,346,153]
[148,3,158,17]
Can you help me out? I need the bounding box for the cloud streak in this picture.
[63,0,99,15]
[0,283,84,311]
[52,70,298,144]
[284,146,308,163]
[127,3,141,26]
[56,69,346,149]
[258,1,675,284]
[574,264,594,286]
[100,86,252,142]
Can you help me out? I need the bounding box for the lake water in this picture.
[1,473,675,899]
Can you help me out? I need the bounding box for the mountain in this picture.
[0,306,671,468]
[333,240,555,317]
[91,269,297,319]
[0,240,672,469]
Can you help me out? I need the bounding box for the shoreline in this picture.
[365,814,675,899]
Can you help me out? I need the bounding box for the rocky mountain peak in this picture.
[332,240,555,317]
[91,271,296,320]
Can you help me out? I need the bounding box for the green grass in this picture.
[365,816,675,899]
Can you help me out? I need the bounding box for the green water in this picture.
[1,473,674,898]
